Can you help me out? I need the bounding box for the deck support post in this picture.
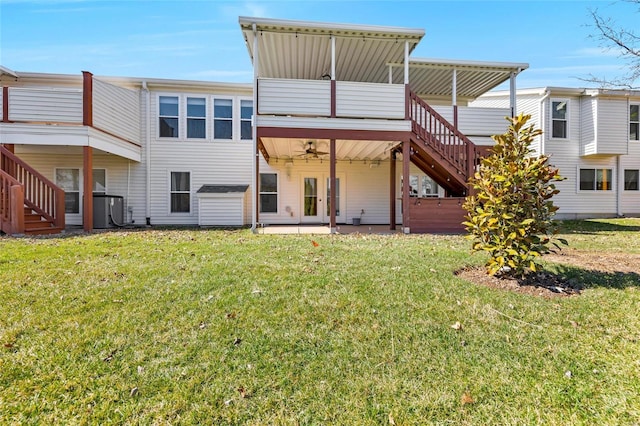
[83,146,93,232]
[329,138,336,233]
[389,150,396,230]
[402,140,411,234]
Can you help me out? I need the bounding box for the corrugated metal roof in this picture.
[398,58,529,101]
[240,16,424,82]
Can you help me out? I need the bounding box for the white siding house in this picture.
[472,87,640,219]
[1,16,531,235]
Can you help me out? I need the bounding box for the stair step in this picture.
[25,220,54,230]
[24,226,63,236]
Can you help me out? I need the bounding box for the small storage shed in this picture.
[196,185,249,227]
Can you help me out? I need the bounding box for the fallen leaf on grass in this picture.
[312,240,319,247]
[226,312,237,319]
[461,392,475,405]
[388,412,396,425]
[238,386,250,398]
[103,349,117,362]
[233,337,242,346]
[451,322,463,330]
[199,322,206,329]
[130,387,139,397]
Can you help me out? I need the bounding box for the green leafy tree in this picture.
[463,114,567,277]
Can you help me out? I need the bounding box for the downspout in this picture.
[142,80,151,226]
[538,89,551,155]
[616,155,622,217]
[251,22,258,232]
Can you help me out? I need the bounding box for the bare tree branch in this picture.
[584,1,640,88]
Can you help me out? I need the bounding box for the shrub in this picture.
[463,114,567,277]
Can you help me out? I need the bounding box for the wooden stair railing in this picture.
[0,146,65,232]
[0,169,25,234]
[408,89,477,184]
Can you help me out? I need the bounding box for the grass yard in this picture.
[1,219,639,425]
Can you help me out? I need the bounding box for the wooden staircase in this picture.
[407,89,479,196]
[0,146,65,236]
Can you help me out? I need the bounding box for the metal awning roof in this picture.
[239,16,424,82]
[397,58,529,102]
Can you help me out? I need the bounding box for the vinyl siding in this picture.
[198,193,246,226]
[8,87,83,123]
[335,82,404,119]
[594,98,628,155]
[93,79,141,144]
[579,97,596,155]
[148,90,253,225]
[258,78,330,116]
[621,142,640,215]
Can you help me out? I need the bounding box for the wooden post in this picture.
[83,146,93,232]
[10,184,25,234]
[329,139,336,232]
[402,140,411,233]
[389,150,396,230]
[2,86,9,123]
[82,71,93,126]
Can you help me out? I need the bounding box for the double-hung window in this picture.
[187,97,206,139]
[55,168,81,214]
[159,96,179,138]
[170,171,191,213]
[631,104,639,141]
[579,168,612,191]
[240,100,253,140]
[214,98,233,139]
[551,100,568,139]
[624,169,639,191]
[259,173,278,213]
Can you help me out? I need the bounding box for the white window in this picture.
[259,173,278,213]
[93,169,106,194]
[55,168,80,214]
[159,96,179,138]
[579,168,612,191]
[214,98,233,139]
[551,100,568,139]
[240,100,253,140]
[170,171,190,213]
[624,169,639,191]
[409,174,440,197]
[631,104,639,141]
[187,97,206,139]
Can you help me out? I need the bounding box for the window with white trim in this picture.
[408,174,440,197]
[55,168,80,213]
[551,100,568,139]
[579,168,612,191]
[240,100,253,140]
[214,98,233,139]
[187,97,206,139]
[93,169,106,194]
[631,104,639,141]
[159,96,179,138]
[624,169,639,191]
[170,171,190,213]
[259,173,278,213]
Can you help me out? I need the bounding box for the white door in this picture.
[301,174,344,224]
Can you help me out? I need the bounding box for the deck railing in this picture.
[408,89,477,181]
[0,169,25,234]
[0,146,64,229]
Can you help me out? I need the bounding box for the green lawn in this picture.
[1,219,639,425]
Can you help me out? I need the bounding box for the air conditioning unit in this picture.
[93,194,124,228]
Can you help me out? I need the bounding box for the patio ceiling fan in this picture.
[296,141,328,158]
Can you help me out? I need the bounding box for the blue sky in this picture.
[1,0,637,89]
